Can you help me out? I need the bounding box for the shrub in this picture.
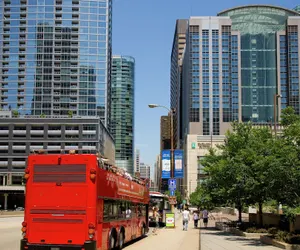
[275,231,289,242]
[287,234,300,244]
[246,227,257,233]
[245,227,267,233]
[268,227,278,236]
[256,228,268,233]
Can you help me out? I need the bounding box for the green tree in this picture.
[201,122,279,223]
[189,184,214,210]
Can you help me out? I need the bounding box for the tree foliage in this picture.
[189,108,300,223]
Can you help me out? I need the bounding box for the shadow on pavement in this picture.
[123,235,148,249]
[199,227,271,247]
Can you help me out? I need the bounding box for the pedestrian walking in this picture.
[182,207,190,231]
[152,207,161,235]
[179,203,183,213]
[193,211,199,228]
[202,209,209,228]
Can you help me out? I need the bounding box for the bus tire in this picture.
[118,231,125,250]
[109,230,117,250]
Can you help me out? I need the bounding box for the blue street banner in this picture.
[174,149,184,178]
[170,190,175,197]
[161,150,171,179]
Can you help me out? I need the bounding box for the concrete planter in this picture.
[260,235,300,250]
[215,222,230,232]
[215,222,267,239]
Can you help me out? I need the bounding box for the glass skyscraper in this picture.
[173,5,300,139]
[0,0,112,127]
[219,5,300,123]
[111,56,135,174]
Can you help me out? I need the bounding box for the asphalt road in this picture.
[0,217,23,250]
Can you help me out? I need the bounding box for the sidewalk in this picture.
[0,211,24,218]
[200,219,278,250]
[125,211,200,250]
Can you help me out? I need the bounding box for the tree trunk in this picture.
[238,205,242,223]
[258,202,263,227]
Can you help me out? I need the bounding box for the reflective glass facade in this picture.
[111,56,134,174]
[287,26,299,113]
[201,29,209,135]
[190,26,199,123]
[0,0,112,127]
[181,17,241,137]
[219,6,299,122]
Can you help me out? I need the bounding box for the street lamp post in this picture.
[273,94,281,137]
[148,104,175,212]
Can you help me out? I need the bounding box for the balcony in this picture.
[30,130,44,135]
[47,146,61,150]
[82,146,96,150]
[30,146,43,150]
[65,130,79,135]
[64,146,78,150]
[83,130,96,135]
[12,162,26,167]
[12,145,26,150]
[13,130,26,135]
[48,130,61,135]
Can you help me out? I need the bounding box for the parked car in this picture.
[15,207,24,211]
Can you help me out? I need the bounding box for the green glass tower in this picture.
[111,56,135,174]
[219,5,300,122]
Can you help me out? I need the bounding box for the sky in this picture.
[112,0,298,168]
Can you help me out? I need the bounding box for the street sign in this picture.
[168,196,177,205]
[170,190,175,196]
[168,178,177,191]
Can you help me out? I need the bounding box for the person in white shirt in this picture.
[202,209,209,228]
[182,207,190,231]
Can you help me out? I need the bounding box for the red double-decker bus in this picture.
[20,152,149,250]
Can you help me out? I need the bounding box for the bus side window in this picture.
[125,202,132,219]
[118,202,126,219]
[142,204,146,217]
[137,205,142,217]
[112,202,119,219]
[103,201,112,222]
[131,204,137,218]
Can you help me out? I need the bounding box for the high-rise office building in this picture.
[218,5,300,121]
[0,0,112,127]
[111,56,135,174]
[139,162,150,180]
[0,0,113,208]
[160,115,170,192]
[134,149,140,173]
[172,5,300,197]
[181,16,242,137]
[170,19,188,149]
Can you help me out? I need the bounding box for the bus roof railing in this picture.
[31,148,149,187]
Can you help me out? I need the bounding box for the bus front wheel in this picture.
[141,225,146,237]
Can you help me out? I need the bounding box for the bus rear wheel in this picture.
[118,232,124,250]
